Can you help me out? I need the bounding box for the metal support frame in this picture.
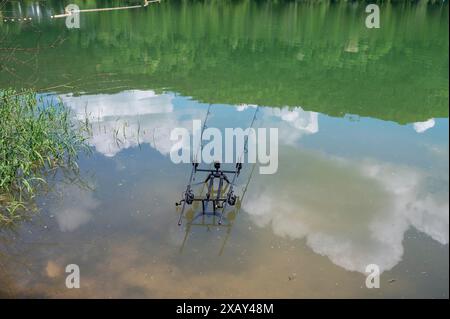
[175,105,258,226]
[176,161,242,223]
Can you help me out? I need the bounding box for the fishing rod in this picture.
[175,105,259,226]
[218,161,257,255]
[179,162,257,255]
[217,106,259,225]
[176,104,212,226]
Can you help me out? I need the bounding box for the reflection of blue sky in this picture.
[300,114,448,169]
[59,90,448,275]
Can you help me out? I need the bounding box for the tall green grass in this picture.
[0,89,89,225]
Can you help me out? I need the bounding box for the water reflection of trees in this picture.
[1,0,448,123]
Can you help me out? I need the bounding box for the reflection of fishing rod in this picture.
[218,161,257,255]
[176,104,212,226]
[218,106,259,225]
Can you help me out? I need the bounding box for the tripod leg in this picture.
[218,207,224,225]
[177,200,187,226]
[217,176,224,202]
[206,175,214,199]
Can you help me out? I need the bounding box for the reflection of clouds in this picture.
[269,107,319,133]
[413,118,435,133]
[236,105,319,145]
[262,107,319,145]
[237,104,319,135]
[62,91,319,158]
[236,103,258,112]
[243,150,448,274]
[51,184,99,232]
[61,90,195,157]
[86,115,181,157]
[62,90,173,120]
[235,104,319,142]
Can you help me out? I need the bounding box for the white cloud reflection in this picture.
[63,90,174,120]
[243,150,448,274]
[413,118,435,133]
[237,105,319,146]
[60,90,193,157]
[263,107,319,145]
[50,184,99,232]
[61,92,319,157]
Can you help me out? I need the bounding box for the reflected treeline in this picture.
[1,0,448,123]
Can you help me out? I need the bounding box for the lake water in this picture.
[0,0,448,298]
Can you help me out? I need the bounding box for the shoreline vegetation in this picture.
[0,89,89,225]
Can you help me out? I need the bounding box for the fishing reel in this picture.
[176,105,259,226]
[236,162,242,175]
[185,188,195,205]
[227,191,237,206]
[176,188,195,206]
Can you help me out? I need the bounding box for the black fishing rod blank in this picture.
[217,107,259,224]
[176,104,212,225]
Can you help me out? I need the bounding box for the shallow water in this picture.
[0,0,448,298]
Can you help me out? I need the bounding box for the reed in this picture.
[0,89,89,225]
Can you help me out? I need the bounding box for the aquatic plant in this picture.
[0,89,89,225]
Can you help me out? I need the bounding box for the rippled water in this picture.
[0,0,448,298]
